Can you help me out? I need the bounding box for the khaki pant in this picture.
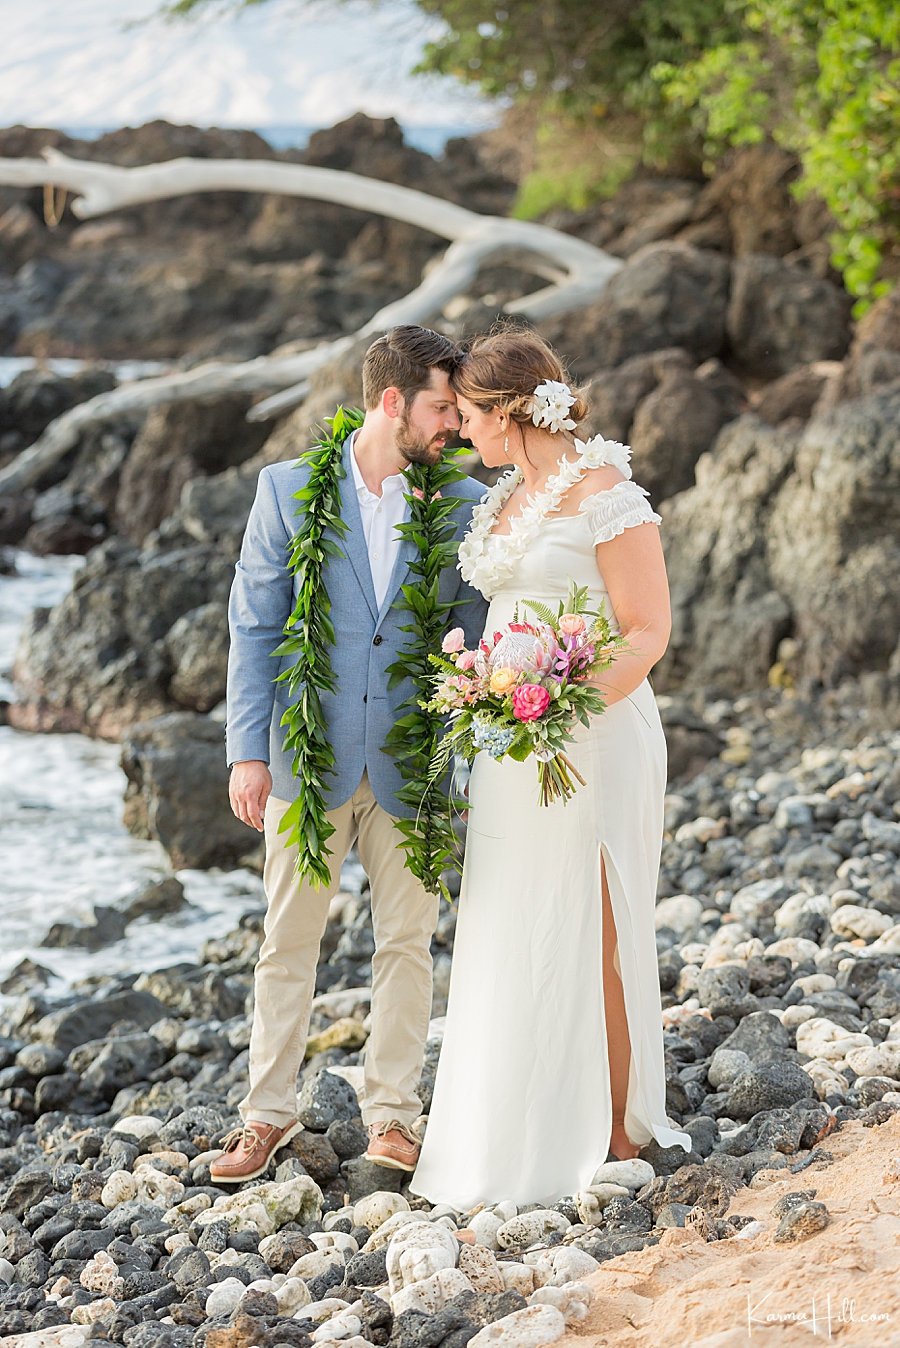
[239,772,439,1128]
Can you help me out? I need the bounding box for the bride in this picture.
[411,329,691,1209]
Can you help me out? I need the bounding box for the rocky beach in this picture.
[1,114,900,1348]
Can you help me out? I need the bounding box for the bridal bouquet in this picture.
[426,581,627,805]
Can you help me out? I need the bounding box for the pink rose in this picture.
[558,613,586,636]
[457,649,477,670]
[442,627,466,654]
[512,684,551,722]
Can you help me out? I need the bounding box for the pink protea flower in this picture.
[512,684,551,721]
[558,613,586,636]
[442,627,466,654]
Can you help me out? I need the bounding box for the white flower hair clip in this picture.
[532,379,577,434]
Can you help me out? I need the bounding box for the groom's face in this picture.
[395,369,460,466]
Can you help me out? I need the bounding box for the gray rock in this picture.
[773,1200,829,1244]
[101,1201,168,1236]
[683,1116,720,1158]
[749,1109,805,1156]
[238,1288,279,1318]
[657,949,685,992]
[697,967,758,1019]
[726,1062,817,1121]
[726,254,852,377]
[9,539,235,739]
[41,905,128,952]
[326,1117,369,1160]
[122,877,187,922]
[630,369,734,506]
[718,1012,791,1064]
[783,843,842,884]
[654,1203,693,1228]
[14,1045,65,1078]
[114,394,268,548]
[256,1232,314,1273]
[80,1034,166,1099]
[0,367,116,446]
[50,1228,114,1262]
[341,1155,403,1204]
[0,960,54,998]
[165,604,230,714]
[579,348,694,442]
[658,384,900,692]
[638,1139,696,1176]
[573,242,731,369]
[772,1190,817,1220]
[755,365,832,425]
[0,1170,53,1218]
[296,1068,361,1131]
[13,1249,51,1287]
[121,713,260,870]
[345,1248,388,1287]
[178,465,260,553]
[164,1245,212,1295]
[707,1048,753,1090]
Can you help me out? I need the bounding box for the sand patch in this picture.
[564,1114,900,1347]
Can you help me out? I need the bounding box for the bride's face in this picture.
[455,394,508,466]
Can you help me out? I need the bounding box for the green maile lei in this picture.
[273,406,468,898]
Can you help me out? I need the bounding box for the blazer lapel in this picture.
[338,439,378,622]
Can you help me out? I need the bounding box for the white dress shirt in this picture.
[349,432,409,609]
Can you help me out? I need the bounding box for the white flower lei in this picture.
[458,434,633,598]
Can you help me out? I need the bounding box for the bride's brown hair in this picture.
[450,327,589,426]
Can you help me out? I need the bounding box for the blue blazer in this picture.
[225,440,488,818]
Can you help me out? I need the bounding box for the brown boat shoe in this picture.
[364,1120,421,1172]
[209,1120,301,1184]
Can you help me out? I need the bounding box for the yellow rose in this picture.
[489,667,518,695]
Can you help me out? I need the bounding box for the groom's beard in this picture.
[396,408,451,467]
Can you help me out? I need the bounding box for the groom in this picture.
[215,325,487,1182]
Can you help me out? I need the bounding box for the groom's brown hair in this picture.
[362,325,461,409]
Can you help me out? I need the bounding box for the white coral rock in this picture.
[529,1282,593,1326]
[467,1304,566,1348]
[386,1223,459,1293]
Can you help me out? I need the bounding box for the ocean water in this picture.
[0,552,265,1003]
[0,358,172,389]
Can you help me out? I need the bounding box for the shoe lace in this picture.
[369,1120,420,1147]
[220,1124,269,1153]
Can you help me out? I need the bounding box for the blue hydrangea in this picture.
[472,718,515,760]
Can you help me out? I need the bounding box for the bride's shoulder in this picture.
[566,462,627,507]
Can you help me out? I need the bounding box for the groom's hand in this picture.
[230,760,272,831]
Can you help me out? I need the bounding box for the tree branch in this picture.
[0,150,621,493]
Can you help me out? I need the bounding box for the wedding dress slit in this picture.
[412,465,691,1208]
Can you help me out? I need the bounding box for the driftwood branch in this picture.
[0,150,621,494]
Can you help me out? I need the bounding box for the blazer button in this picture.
[373,634,383,646]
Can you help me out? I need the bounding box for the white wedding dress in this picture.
[412,448,692,1209]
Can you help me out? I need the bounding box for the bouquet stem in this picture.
[538,752,586,806]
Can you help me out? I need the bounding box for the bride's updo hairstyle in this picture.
[450,328,589,430]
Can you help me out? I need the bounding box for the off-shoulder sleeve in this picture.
[579,480,662,545]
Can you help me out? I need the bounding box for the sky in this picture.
[0,0,495,135]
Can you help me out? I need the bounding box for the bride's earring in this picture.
[502,434,509,456]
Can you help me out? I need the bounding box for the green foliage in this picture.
[652,0,900,303]
[384,454,473,899]
[277,410,473,897]
[418,0,900,298]
[276,406,362,889]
